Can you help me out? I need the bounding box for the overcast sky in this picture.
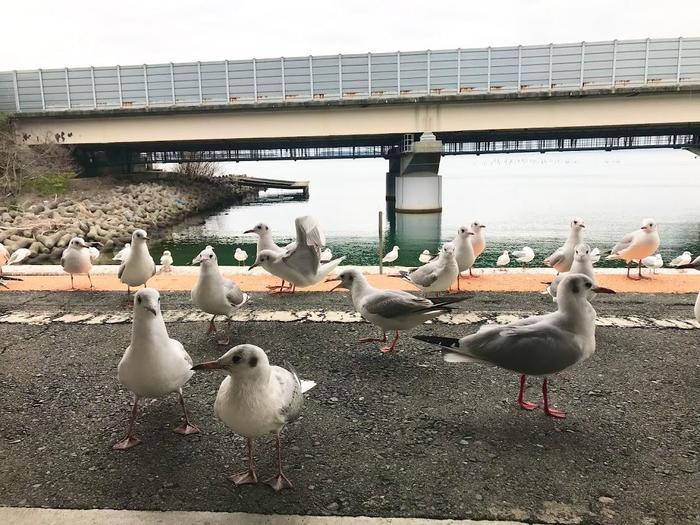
[4,0,700,70]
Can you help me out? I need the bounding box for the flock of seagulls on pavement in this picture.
[0,214,698,492]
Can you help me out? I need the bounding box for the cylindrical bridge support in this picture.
[385,155,399,201]
[394,132,443,213]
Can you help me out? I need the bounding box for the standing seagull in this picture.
[160,250,174,273]
[695,292,700,324]
[469,221,487,276]
[415,274,615,419]
[606,218,660,280]
[452,226,475,290]
[192,344,316,491]
[61,237,94,290]
[419,250,433,264]
[669,251,692,269]
[250,216,345,293]
[191,247,248,345]
[496,250,510,270]
[544,218,586,273]
[244,223,295,291]
[119,229,156,294]
[0,244,9,274]
[234,248,248,266]
[328,268,468,353]
[382,246,400,265]
[677,255,700,271]
[641,253,663,275]
[114,288,199,449]
[399,242,459,295]
[512,246,535,269]
[546,244,596,301]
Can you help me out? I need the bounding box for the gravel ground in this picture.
[0,291,698,525]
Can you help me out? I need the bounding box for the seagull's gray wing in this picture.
[295,215,326,249]
[282,216,323,274]
[117,260,126,280]
[406,262,440,287]
[544,247,564,267]
[276,363,303,425]
[364,290,436,318]
[611,232,635,254]
[223,279,247,308]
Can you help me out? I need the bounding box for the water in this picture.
[150,149,700,268]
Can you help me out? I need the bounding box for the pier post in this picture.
[385,154,399,201]
[395,132,443,213]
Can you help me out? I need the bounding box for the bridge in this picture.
[229,175,309,199]
[3,37,700,212]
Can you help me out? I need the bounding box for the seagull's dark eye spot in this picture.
[585,281,592,288]
[232,355,242,364]
[348,275,353,281]
[209,254,214,259]
[137,297,142,303]
[249,356,258,368]
[571,283,580,294]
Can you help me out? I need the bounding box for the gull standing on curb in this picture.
[399,242,459,295]
[513,246,535,269]
[328,268,469,353]
[159,250,173,273]
[382,246,400,265]
[250,216,345,293]
[544,218,586,273]
[605,218,660,280]
[419,249,433,264]
[642,253,663,275]
[452,226,475,290]
[234,248,248,266]
[496,250,510,270]
[546,244,596,301]
[415,274,615,419]
[119,229,156,294]
[469,221,487,276]
[114,289,199,450]
[192,247,248,345]
[677,255,700,271]
[192,344,316,491]
[670,251,692,269]
[61,237,95,290]
[244,223,295,292]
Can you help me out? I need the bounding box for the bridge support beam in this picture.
[395,133,443,213]
[385,155,399,201]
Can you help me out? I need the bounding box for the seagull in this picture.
[249,216,345,293]
[669,251,692,269]
[234,248,248,266]
[695,292,700,324]
[113,243,131,262]
[589,247,601,265]
[192,344,316,491]
[496,250,510,270]
[399,242,459,295]
[677,255,700,271]
[320,248,332,263]
[641,253,663,275]
[415,273,615,419]
[7,248,31,266]
[118,229,156,294]
[546,244,596,301]
[114,288,199,450]
[160,250,174,273]
[382,246,400,265]
[452,226,475,290]
[61,237,94,290]
[606,218,660,280]
[244,223,295,291]
[191,247,249,345]
[469,220,487,258]
[0,244,9,274]
[327,268,468,353]
[544,218,586,273]
[88,246,100,263]
[512,246,535,269]
[191,246,214,265]
[419,250,433,264]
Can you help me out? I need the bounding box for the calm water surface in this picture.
[150,150,700,268]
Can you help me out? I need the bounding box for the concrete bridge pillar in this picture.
[385,154,399,201]
[394,132,443,213]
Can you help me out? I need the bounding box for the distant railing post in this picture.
[224,60,230,102]
[427,49,431,94]
[38,69,45,110]
[143,64,149,106]
[170,62,176,104]
[90,66,97,108]
[338,54,343,98]
[397,51,401,94]
[197,61,203,104]
[280,57,286,100]
[368,52,372,96]
[378,210,384,274]
[456,48,461,93]
[12,71,20,112]
[579,42,586,89]
[517,45,522,92]
[252,58,258,102]
[486,46,491,93]
[643,38,650,84]
[116,65,123,106]
[548,43,553,91]
[611,40,618,90]
[676,37,683,86]
[309,55,314,98]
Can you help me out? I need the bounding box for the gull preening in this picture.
[234,247,248,265]
[419,249,433,264]
[669,251,692,269]
[382,245,400,265]
[192,344,316,491]
[118,229,156,294]
[512,246,535,269]
[61,237,94,290]
[544,218,586,273]
[496,250,510,270]
[606,218,660,279]
[415,274,615,419]
[250,216,344,293]
[328,268,468,353]
[469,221,487,276]
[546,244,596,301]
[191,247,248,345]
[114,289,199,450]
[641,253,663,274]
[159,250,173,273]
[452,226,475,290]
[399,242,459,295]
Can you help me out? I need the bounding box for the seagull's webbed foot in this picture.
[174,422,200,435]
[229,469,258,486]
[517,374,538,411]
[543,406,567,419]
[379,331,400,353]
[112,435,142,450]
[359,331,387,343]
[518,399,538,411]
[265,472,293,492]
[207,317,217,334]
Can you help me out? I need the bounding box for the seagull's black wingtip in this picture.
[413,335,461,349]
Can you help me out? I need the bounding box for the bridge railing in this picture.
[2,37,699,113]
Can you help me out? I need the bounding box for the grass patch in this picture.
[29,170,76,195]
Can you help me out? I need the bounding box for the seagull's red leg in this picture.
[70,274,75,290]
[359,331,387,343]
[87,273,94,290]
[207,315,217,334]
[264,433,293,491]
[639,259,651,279]
[380,331,401,353]
[542,378,566,418]
[173,390,200,435]
[517,374,538,411]
[217,318,231,345]
[113,395,143,450]
[229,437,258,485]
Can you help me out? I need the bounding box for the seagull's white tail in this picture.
[317,256,346,279]
[301,380,317,393]
[443,352,479,363]
[605,254,621,261]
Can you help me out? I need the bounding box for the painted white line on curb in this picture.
[0,507,531,525]
[0,309,697,329]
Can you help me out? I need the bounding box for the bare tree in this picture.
[173,152,220,178]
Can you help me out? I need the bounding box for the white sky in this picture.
[4,0,700,70]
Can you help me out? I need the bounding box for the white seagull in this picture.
[320,248,332,263]
[382,245,400,265]
[399,242,459,295]
[160,250,174,273]
[418,249,433,264]
[0,244,23,287]
[113,243,131,262]
[61,237,94,290]
[695,292,700,324]
[606,218,660,279]
[677,255,700,271]
[415,274,615,419]
[452,226,475,290]
[7,248,31,265]
[244,223,295,291]
[118,229,156,294]
[327,268,468,353]
[250,216,345,293]
[468,221,487,276]
[544,218,586,273]
[669,251,692,269]
[512,246,535,269]
[192,344,316,491]
[234,248,248,266]
[546,244,596,301]
[114,288,199,450]
[641,253,663,275]
[496,250,510,270]
[589,247,602,265]
[191,247,248,345]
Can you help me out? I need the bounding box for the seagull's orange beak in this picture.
[325,277,344,291]
[191,361,223,371]
[592,286,616,294]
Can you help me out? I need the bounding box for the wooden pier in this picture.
[230,175,309,199]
